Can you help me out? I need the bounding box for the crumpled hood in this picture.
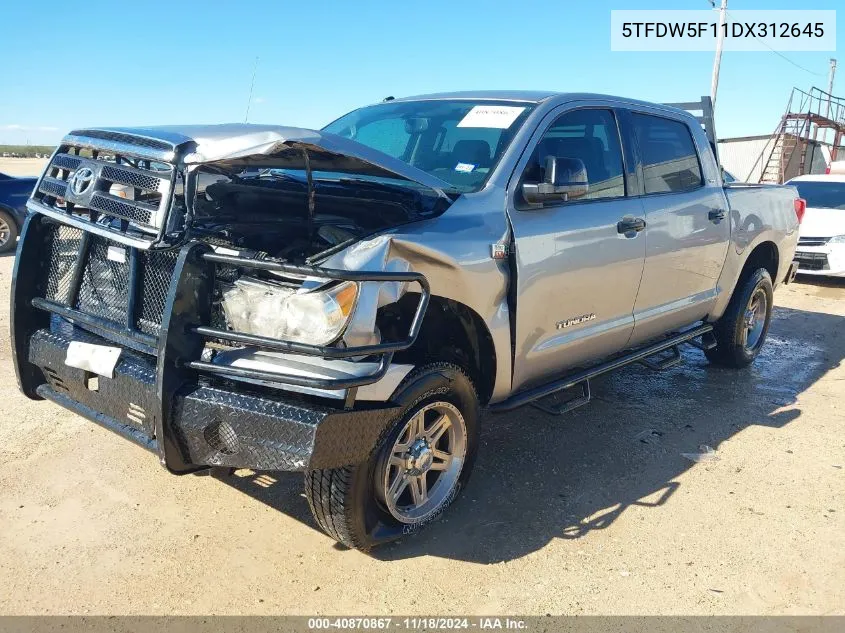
[69,124,454,198]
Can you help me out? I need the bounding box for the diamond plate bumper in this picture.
[25,322,401,472]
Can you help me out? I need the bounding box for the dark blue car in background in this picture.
[0,172,36,253]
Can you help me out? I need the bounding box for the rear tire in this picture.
[705,267,773,368]
[304,363,479,550]
[0,210,19,254]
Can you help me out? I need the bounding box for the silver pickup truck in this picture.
[12,91,801,550]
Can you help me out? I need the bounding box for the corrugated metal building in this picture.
[718,135,832,182]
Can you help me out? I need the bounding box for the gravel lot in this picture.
[0,158,47,177]
[0,164,842,614]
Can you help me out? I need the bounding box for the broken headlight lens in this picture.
[220,277,358,346]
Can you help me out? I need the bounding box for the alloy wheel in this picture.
[0,217,9,249]
[378,401,467,524]
[742,287,768,351]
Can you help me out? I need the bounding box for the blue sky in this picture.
[1,0,841,145]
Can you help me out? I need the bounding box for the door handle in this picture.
[708,208,727,222]
[617,217,646,235]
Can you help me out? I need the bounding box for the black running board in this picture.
[530,379,592,416]
[489,323,714,413]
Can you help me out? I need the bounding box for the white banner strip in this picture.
[611,10,836,52]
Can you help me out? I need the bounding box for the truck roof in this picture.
[389,90,559,103]
[389,91,694,114]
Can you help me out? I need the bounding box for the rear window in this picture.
[790,180,845,209]
[632,114,703,194]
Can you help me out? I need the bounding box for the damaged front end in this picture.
[13,125,449,473]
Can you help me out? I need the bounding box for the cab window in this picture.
[519,109,626,204]
[632,113,703,194]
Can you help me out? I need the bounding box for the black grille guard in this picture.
[14,214,430,396]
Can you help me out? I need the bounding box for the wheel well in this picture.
[381,295,496,405]
[741,241,779,284]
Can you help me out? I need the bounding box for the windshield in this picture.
[323,100,535,193]
[791,180,845,210]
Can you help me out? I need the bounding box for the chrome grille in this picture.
[68,129,173,151]
[31,135,176,242]
[28,131,184,350]
[101,164,163,192]
[38,177,68,198]
[51,154,82,170]
[89,192,155,225]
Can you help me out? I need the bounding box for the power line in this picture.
[702,1,826,76]
[722,9,826,77]
[244,56,260,123]
[751,40,827,77]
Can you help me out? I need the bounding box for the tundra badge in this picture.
[556,313,596,329]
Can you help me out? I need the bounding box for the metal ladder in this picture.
[760,111,810,184]
[754,86,845,183]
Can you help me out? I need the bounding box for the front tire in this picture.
[304,363,479,550]
[705,267,773,368]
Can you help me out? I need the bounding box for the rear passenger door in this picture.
[506,105,646,392]
[625,110,730,345]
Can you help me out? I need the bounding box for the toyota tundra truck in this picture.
[12,92,801,549]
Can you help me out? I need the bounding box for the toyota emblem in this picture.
[69,167,95,195]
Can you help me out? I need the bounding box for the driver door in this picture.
[506,105,646,392]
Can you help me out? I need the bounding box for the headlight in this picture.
[829,235,845,244]
[220,277,358,345]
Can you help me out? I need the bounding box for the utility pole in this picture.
[824,58,839,163]
[824,58,837,120]
[710,0,728,107]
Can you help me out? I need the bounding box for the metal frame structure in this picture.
[663,96,720,166]
[752,86,845,184]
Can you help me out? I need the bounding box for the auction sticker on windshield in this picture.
[458,105,525,128]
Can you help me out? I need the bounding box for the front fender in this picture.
[322,189,514,403]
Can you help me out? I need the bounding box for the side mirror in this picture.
[522,156,589,204]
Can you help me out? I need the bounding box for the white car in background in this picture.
[787,174,845,277]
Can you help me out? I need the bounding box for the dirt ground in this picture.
[0,251,843,615]
[0,158,47,177]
